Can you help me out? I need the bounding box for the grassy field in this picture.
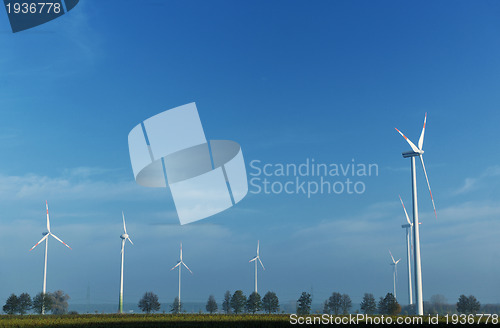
[2,314,287,328]
[0,314,496,327]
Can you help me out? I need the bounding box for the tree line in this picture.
[295,292,401,316]
[3,291,70,315]
[4,289,487,315]
[137,290,491,315]
[137,290,280,314]
[296,292,489,316]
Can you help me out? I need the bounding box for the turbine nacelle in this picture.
[120,212,134,245]
[395,113,437,219]
[249,241,265,270]
[389,250,400,265]
[30,201,71,252]
[171,243,193,274]
[402,150,423,158]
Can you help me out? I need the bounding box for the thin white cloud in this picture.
[455,165,500,195]
[0,168,162,202]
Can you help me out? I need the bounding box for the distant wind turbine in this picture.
[118,212,133,314]
[249,240,265,293]
[29,201,71,315]
[395,113,437,315]
[389,250,401,300]
[171,242,192,312]
[399,195,422,306]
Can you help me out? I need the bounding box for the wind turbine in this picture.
[29,201,71,314]
[389,250,401,300]
[395,112,437,315]
[118,212,133,314]
[399,195,413,306]
[171,242,192,312]
[249,240,265,293]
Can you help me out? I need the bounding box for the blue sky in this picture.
[1,0,500,310]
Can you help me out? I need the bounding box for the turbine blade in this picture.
[257,240,260,256]
[258,257,265,270]
[182,261,193,274]
[50,233,72,250]
[122,211,127,234]
[127,237,134,245]
[418,113,427,150]
[419,155,437,219]
[389,250,395,263]
[29,235,48,251]
[46,201,51,233]
[249,256,257,262]
[395,128,420,153]
[180,242,183,261]
[399,195,412,226]
[171,262,181,271]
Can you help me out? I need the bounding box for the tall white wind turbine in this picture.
[399,195,413,306]
[171,242,192,312]
[249,240,265,293]
[389,250,401,300]
[118,212,133,314]
[395,113,437,315]
[29,201,71,314]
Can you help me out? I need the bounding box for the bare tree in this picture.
[328,292,342,315]
[51,290,70,315]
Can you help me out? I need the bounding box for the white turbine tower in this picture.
[399,195,413,306]
[249,240,265,293]
[29,201,71,314]
[389,250,401,300]
[395,112,437,315]
[118,212,133,314]
[171,242,192,312]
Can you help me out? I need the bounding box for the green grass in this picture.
[0,314,289,328]
[0,314,496,327]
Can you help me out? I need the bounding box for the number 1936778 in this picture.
[5,2,62,14]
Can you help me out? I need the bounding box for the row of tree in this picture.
[322,292,352,315]
[221,290,280,314]
[296,292,398,316]
[3,291,70,315]
[360,293,401,315]
[137,290,280,314]
[298,292,483,316]
[6,290,478,315]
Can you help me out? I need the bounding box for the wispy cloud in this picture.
[0,167,160,202]
[62,167,116,179]
[454,165,500,194]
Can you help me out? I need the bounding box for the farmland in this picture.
[0,314,496,327]
[0,314,288,327]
